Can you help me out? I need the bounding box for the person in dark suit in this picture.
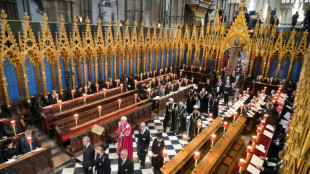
[2,139,19,162]
[151,132,165,174]
[108,78,115,89]
[87,81,95,94]
[137,122,150,169]
[256,150,284,174]
[223,80,231,106]
[76,86,84,97]
[230,71,236,84]
[20,129,39,154]
[94,145,111,174]
[138,83,147,100]
[47,90,57,105]
[82,136,95,174]
[118,149,134,174]
[0,106,11,119]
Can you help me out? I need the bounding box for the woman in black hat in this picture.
[151,132,165,174]
[94,145,111,174]
[2,139,19,161]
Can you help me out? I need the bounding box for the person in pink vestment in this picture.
[117,116,133,159]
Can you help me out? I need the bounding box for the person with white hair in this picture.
[117,116,133,159]
[163,98,177,133]
[188,105,201,139]
[118,149,134,174]
[177,102,187,134]
[82,136,95,174]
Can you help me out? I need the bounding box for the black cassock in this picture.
[163,103,177,132]
[198,92,209,113]
[211,93,220,118]
[186,91,196,114]
[188,112,201,139]
[151,139,165,171]
[177,105,187,134]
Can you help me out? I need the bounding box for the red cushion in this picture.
[61,106,138,142]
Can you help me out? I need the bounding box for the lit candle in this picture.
[233,113,238,126]
[71,90,75,100]
[243,91,246,95]
[27,137,33,152]
[264,86,267,91]
[11,120,16,136]
[246,145,252,153]
[209,113,213,119]
[103,88,107,97]
[252,135,257,150]
[153,71,156,76]
[194,152,200,170]
[118,99,122,109]
[260,120,265,128]
[96,84,99,92]
[223,121,228,135]
[182,135,187,150]
[83,94,87,105]
[262,90,265,94]
[140,74,143,79]
[120,83,123,93]
[247,87,249,93]
[74,114,78,129]
[258,94,261,98]
[234,98,237,103]
[238,159,245,173]
[239,94,242,99]
[134,80,137,89]
[185,79,188,86]
[197,122,202,135]
[257,127,262,134]
[98,106,102,118]
[84,86,88,94]
[134,94,138,102]
[210,134,216,151]
[162,149,168,168]
[240,104,244,113]
[228,104,232,108]
[55,93,59,102]
[58,100,62,112]
[264,114,268,120]
[106,82,110,89]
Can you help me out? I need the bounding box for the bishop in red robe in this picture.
[117,116,133,159]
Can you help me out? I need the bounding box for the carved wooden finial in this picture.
[1,10,8,19]
[108,20,111,25]
[60,15,65,22]
[85,17,90,24]
[43,13,48,22]
[23,12,30,21]
[117,20,120,26]
[240,0,245,11]
[73,16,77,23]
[134,21,137,27]
[126,20,129,26]
[97,18,102,25]
[141,22,144,27]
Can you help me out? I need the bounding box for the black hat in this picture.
[155,132,162,138]
[4,139,13,146]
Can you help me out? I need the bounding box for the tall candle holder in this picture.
[11,120,16,136]
[98,106,102,118]
[74,114,78,129]
[210,134,216,152]
[83,94,87,105]
[193,152,200,172]
[223,122,227,137]
[238,159,245,173]
[118,99,122,109]
[182,135,187,151]
[96,84,99,92]
[162,150,167,168]
[197,122,202,136]
[27,137,33,152]
[71,90,75,100]
[58,100,62,112]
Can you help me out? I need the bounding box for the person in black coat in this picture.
[0,106,11,119]
[76,86,84,97]
[138,83,147,100]
[47,90,57,105]
[210,90,220,118]
[186,88,196,114]
[118,149,134,174]
[198,88,208,114]
[230,71,236,84]
[205,79,211,94]
[152,133,165,174]
[223,80,231,106]
[256,150,284,174]
[20,129,39,154]
[82,136,95,174]
[2,139,19,161]
[163,98,178,133]
[137,122,150,169]
[94,146,111,174]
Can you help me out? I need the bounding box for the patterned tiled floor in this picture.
[55,99,230,174]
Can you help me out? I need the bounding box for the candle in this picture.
[120,83,123,89]
[243,91,246,95]
[240,105,244,109]
[191,65,193,71]
[147,72,149,77]
[98,106,102,111]
[96,84,99,92]
[106,82,110,89]
[211,134,216,141]
[162,88,165,93]
[264,86,267,91]
[260,120,265,127]
[165,68,167,73]
[74,114,78,120]
[233,113,238,125]
[228,104,232,108]
[238,158,245,173]
[218,106,221,111]
[209,113,213,119]
[239,94,242,99]
[252,136,257,143]
[258,94,261,98]
[84,86,88,93]
[180,71,182,77]
[134,94,138,102]
[182,135,187,141]
[27,137,32,144]
[153,71,156,76]
[234,98,237,102]
[83,94,87,105]
[255,98,258,102]
[197,122,202,135]
[185,79,188,85]
[116,79,120,86]
[55,93,59,99]
[246,145,252,153]
[134,80,137,89]
[223,122,228,128]
[140,74,143,79]
[11,120,16,127]
[256,127,262,134]
[58,100,62,112]
[247,87,249,93]
[264,114,268,120]
[162,150,167,157]
[71,90,74,95]
[199,67,202,72]
[194,152,200,160]
[118,99,122,109]
[192,77,194,84]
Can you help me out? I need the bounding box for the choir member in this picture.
[94,145,111,174]
[87,81,95,94]
[176,102,187,135]
[205,78,211,94]
[76,86,84,97]
[137,122,150,169]
[108,78,115,89]
[198,88,208,114]
[118,149,134,174]
[164,82,171,95]
[20,129,39,154]
[223,80,231,106]
[47,90,57,105]
[188,105,201,139]
[151,132,165,174]
[117,116,133,159]
[2,139,19,162]
[186,88,196,114]
[221,67,226,79]
[123,77,132,91]
[256,150,284,174]
[230,71,236,83]
[138,83,147,100]
[210,90,220,118]
[82,136,95,174]
[163,98,177,133]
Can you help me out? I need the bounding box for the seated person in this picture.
[256,150,284,174]
[0,106,12,119]
[4,122,21,138]
[47,90,58,105]
[138,83,147,100]
[107,78,115,89]
[20,129,39,154]
[76,86,83,97]
[165,82,171,95]
[87,81,95,94]
[2,139,19,161]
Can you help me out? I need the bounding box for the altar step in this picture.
[27,125,73,169]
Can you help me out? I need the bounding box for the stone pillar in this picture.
[66,1,72,22]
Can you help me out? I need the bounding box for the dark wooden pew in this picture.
[0,147,53,174]
[54,95,138,147]
[41,89,137,136]
[193,117,247,174]
[65,101,152,157]
[160,117,223,174]
[0,115,26,137]
[153,85,192,115]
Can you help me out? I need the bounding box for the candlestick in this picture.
[27,137,33,152]
[134,94,138,102]
[182,135,187,151]
[11,120,16,136]
[247,87,249,93]
[98,106,102,118]
[264,114,268,120]
[238,159,245,173]
[246,145,252,164]
[260,120,265,129]
[193,152,200,172]
[118,99,122,109]
[162,149,167,168]
[120,83,123,93]
[218,106,221,117]
[103,88,107,97]
[210,134,216,152]
[251,136,257,151]
[83,94,87,105]
[197,122,202,136]
[256,127,262,141]
[71,90,75,100]
[191,65,193,71]
[58,100,62,112]
[116,79,120,87]
[233,113,238,126]
[223,122,228,137]
[134,80,137,89]
[55,93,59,102]
[96,84,99,92]
[74,114,78,129]
[84,86,88,95]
